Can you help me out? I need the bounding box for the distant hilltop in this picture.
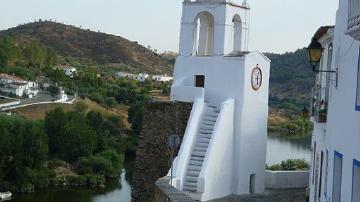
[0,21,173,74]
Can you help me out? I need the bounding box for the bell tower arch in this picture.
[179,0,250,57]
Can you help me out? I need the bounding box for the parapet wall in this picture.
[131,101,192,202]
[154,177,194,202]
[265,170,310,189]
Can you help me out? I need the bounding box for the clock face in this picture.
[251,66,262,91]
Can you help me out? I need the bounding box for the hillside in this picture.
[0,21,172,74]
[0,21,315,114]
[266,49,315,114]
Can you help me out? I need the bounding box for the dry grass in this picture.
[78,99,130,129]
[54,166,77,178]
[268,109,289,127]
[9,103,74,120]
[7,98,131,129]
[0,98,16,104]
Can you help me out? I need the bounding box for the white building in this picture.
[152,74,173,82]
[115,72,150,82]
[0,73,28,85]
[0,73,38,97]
[309,1,360,202]
[169,0,270,201]
[55,66,77,78]
[133,73,149,82]
[115,72,134,79]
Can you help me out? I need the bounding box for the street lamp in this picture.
[306,38,324,71]
[306,37,338,87]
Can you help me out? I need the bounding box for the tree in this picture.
[128,102,145,136]
[44,108,66,157]
[45,109,97,162]
[105,97,117,108]
[45,47,58,67]
[89,92,104,104]
[48,85,60,96]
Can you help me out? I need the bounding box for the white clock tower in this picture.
[170,0,271,201]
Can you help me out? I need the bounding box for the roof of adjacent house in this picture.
[55,65,76,70]
[0,73,27,82]
[313,26,335,41]
[10,82,28,87]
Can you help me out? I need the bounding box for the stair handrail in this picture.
[197,99,235,201]
[171,96,205,190]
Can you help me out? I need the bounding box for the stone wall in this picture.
[131,101,192,202]
[154,177,194,202]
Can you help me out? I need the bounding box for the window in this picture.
[195,75,205,88]
[319,151,324,198]
[313,142,317,184]
[325,150,329,196]
[232,14,242,52]
[193,12,214,56]
[356,46,360,110]
[332,151,343,202]
[352,159,360,202]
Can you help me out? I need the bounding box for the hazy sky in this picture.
[0,0,338,53]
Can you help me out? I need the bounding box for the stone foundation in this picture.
[131,101,192,202]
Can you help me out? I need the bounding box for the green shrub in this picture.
[89,92,104,104]
[266,159,309,171]
[105,97,117,108]
[48,159,66,169]
[78,149,124,177]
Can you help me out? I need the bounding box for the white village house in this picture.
[133,73,149,82]
[115,72,135,79]
[54,65,77,78]
[0,73,39,98]
[116,72,172,82]
[169,0,270,201]
[308,0,360,201]
[152,74,173,82]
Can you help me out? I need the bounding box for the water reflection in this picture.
[11,157,134,202]
[10,136,312,202]
[266,133,312,166]
[92,171,131,202]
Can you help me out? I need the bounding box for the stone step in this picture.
[205,112,219,118]
[199,130,212,135]
[192,151,206,157]
[190,155,205,162]
[189,160,203,166]
[195,142,209,148]
[194,146,207,153]
[183,185,197,192]
[186,170,200,177]
[184,181,198,188]
[198,132,211,137]
[197,138,210,144]
[200,125,214,130]
[201,120,216,126]
[185,176,198,183]
[199,127,214,132]
[203,116,217,122]
[188,165,202,172]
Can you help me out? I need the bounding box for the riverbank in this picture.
[268,110,313,137]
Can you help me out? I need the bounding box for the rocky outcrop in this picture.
[131,101,192,202]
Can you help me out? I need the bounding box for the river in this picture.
[9,134,311,202]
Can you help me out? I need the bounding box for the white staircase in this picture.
[183,104,219,192]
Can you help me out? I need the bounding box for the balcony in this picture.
[310,87,328,123]
[347,0,360,40]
